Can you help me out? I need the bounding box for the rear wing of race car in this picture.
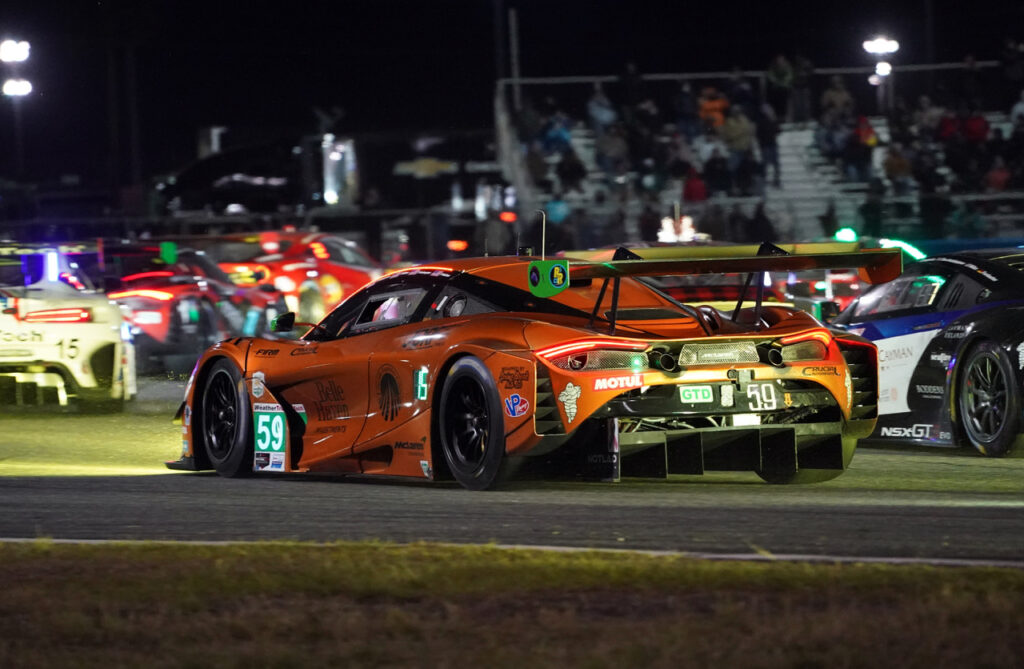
[551,243,902,333]
[0,241,98,258]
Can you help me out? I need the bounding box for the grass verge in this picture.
[2,540,1022,668]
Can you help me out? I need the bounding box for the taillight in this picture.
[538,339,649,371]
[109,289,174,301]
[777,329,832,362]
[122,271,174,281]
[24,308,92,323]
[310,242,329,260]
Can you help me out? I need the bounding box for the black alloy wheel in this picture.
[200,358,253,475]
[958,340,1020,457]
[438,357,506,490]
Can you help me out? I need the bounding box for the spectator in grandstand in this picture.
[586,84,618,137]
[883,144,914,196]
[725,67,758,119]
[692,124,728,168]
[703,148,732,196]
[820,76,853,116]
[671,81,701,141]
[665,132,697,179]
[541,108,574,154]
[814,109,850,161]
[525,141,551,190]
[1010,90,1024,125]
[936,106,963,142]
[963,107,991,144]
[842,116,877,182]
[817,201,839,239]
[765,55,793,121]
[748,202,777,243]
[720,107,756,174]
[985,155,1011,192]
[637,197,662,242]
[545,192,571,225]
[727,204,749,242]
[595,124,630,178]
[734,151,763,197]
[791,54,815,124]
[756,103,782,188]
[697,203,729,241]
[681,166,708,206]
[888,96,916,146]
[698,87,729,128]
[556,148,588,194]
[912,95,944,138]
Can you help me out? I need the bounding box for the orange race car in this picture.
[167,244,901,489]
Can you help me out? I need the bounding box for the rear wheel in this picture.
[199,359,253,476]
[438,357,506,490]
[957,340,1021,457]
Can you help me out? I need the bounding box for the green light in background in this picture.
[835,228,858,242]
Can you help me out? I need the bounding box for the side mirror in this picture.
[271,312,296,333]
[818,301,841,323]
[103,276,124,293]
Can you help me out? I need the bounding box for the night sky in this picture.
[0,0,1021,184]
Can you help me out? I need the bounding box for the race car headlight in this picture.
[274,276,297,293]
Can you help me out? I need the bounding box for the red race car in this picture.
[173,231,382,323]
[71,241,288,374]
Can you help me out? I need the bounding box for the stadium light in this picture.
[862,37,899,55]
[0,39,30,63]
[875,61,892,77]
[2,78,32,96]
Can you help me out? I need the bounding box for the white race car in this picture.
[0,242,137,409]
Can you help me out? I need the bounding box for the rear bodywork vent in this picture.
[678,341,760,366]
[534,366,565,434]
[838,339,878,420]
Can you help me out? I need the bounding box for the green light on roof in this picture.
[835,227,858,242]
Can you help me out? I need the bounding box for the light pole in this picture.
[863,36,899,114]
[1,39,31,179]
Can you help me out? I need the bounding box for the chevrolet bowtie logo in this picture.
[393,157,459,179]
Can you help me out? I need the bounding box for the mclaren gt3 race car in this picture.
[834,248,1024,457]
[0,242,136,409]
[167,244,901,489]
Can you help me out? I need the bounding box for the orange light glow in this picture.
[499,211,517,223]
[24,308,92,323]
[109,289,174,301]
[310,242,330,260]
[537,339,648,359]
[446,239,469,252]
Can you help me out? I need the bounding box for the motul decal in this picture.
[592,374,642,391]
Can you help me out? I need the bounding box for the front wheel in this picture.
[199,359,253,476]
[437,357,507,490]
[957,340,1021,457]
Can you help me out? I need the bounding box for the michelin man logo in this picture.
[558,382,582,423]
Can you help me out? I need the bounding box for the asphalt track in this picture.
[1,380,1022,562]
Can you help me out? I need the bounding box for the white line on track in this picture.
[1,537,1022,569]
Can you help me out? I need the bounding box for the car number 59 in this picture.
[256,413,285,451]
[746,383,777,411]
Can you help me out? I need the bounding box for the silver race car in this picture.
[0,242,137,409]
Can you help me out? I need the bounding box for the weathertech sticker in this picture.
[253,402,286,472]
[558,382,581,422]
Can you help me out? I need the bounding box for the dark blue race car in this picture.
[833,248,1024,457]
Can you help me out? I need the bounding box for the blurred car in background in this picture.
[168,231,382,323]
[0,241,136,409]
[833,248,1024,457]
[71,241,287,374]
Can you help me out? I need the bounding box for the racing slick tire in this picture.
[437,356,507,490]
[198,358,254,477]
[956,340,1022,457]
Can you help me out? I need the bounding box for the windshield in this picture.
[0,255,45,287]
